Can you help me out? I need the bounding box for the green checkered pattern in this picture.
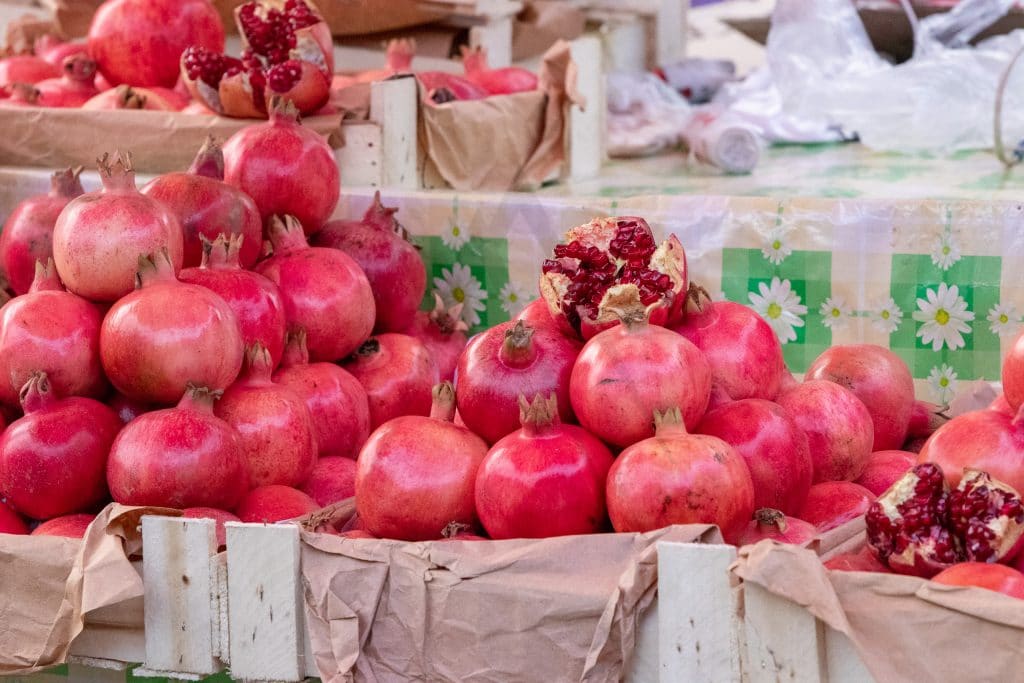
[413,235,510,334]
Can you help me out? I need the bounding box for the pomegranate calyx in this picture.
[430,381,457,422]
[459,45,488,74]
[754,508,788,534]
[280,327,310,367]
[51,166,84,199]
[441,520,472,538]
[428,292,468,335]
[499,321,536,367]
[181,383,224,413]
[97,151,136,191]
[268,95,301,122]
[188,136,226,179]
[518,393,560,432]
[596,283,650,328]
[61,54,97,84]
[134,250,178,289]
[242,342,275,383]
[653,407,686,434]
[266,215,309,252]
[353,338,380,358]
[112,85,147,109]
[18,371,54,414]
[685,281,713,316]
[385,38,415,72]
[7,83,40,104]
[199,233,244,270]
[29,258,63,293]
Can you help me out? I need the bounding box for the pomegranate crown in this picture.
[430,381,457,422]
[29,258,64,293]
[62,53,96,82]
[188,136,226,179]
[754,508,788,533]
[112,85,147,109]
[18,370,53,412]
[281,327,311,366]
[517,393,559,429]
[653,407,684,432]
[182,383,225,412]
[51,166,84,198]
[199,233,244,269]
[441,521,472,539]
[429,291,468,335]
[97,150,134,178]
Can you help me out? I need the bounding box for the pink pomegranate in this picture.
[82,84,181,110]
[143,138,263,268]
[918,407,1024,494]
[515,297,559,331]
[854,450,916,496]
[906,400,950,440]
[735,508,818,546]
[0,260,105,409]
[53,152,184,302]
[824,547,890,572]
[351,38,414,84]
[402,293,468,382]
[106,385,249,509]
[179,234,286,366]
[606,407,755,541]
[31,55,99,107]
[475,394,614,539]
[355,382,488,541]
[457,320,581,445]
[108,392,153,424]
[0,55,59,87]
[418,71,488,101]
[0,167,84,295]
[933,563,1024,600]
[273,329,370,459]
[299,456,357,507]
[569,285,711,447]
[697,399,812,516]
[1005,329,1024,412]
[235,485,319,523]
[460,45,537,95]
[799,481,874,532]
[0,372,120,519]
[182,507,240,547]
[255,216,374,362]
[343,334,439,430]
[222,100,339,232]
[34,37,89,67]
[312,192,426,333]
[0,501,28,535]
[991,393,1014,416]
[31,513,96,539]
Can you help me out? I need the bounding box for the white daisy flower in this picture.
[818,296,851,330]
[930,233,961,271]
[499,281,531,317]
[927,364,958,405]
[870,297,903,335]
[748,276,807,344]
[761,227,792,266]
[910,283,975,352]
[441,200,470,252]
[987,302,1021,337]
[434,263,487,327]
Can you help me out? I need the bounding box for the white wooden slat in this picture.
[601,17,648,73]
[211,553,230,663]
[654,0,687,67]
[743,582,825,683]
[337,123,384,188]
[568,34,605,182]
[370,78,420,190]
[68,625,145,665]
[825,626,875,683]
[469,16,514,68]
[625,602,658,683]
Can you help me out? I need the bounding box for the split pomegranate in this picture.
[569,284,711,447]
[256,216,374,361]
[0,501,28,535]
[606,407,754,541]
[300,456,357,507]
[824,547,890,572]
[949,470,1024,563]
[1003,328,1024,412]
[0,372,120,519]
[82,84,182,110]
[0,55,59,86]
[88,0,225,87]
[697,399,812,516]
[457,320,581,445]
[799,481,874,532]
[854,450,916,497]
[735,508,817,546]
[776,380,874,482]
[906,400,950,440]
[401,293,469,382]
[31,55,99,107]
[343,333,439,430]
[475,394,614,539]
[273,329,370,459]
[100,251,243,404]
[932,563,1024,600]
[108,392,153,424]
[918,407,1024,494]
[355,382,488,541]
[31,514,95,539]
[106,385,248,509]
[460,45,538,95]
[52,152,184,302]
[0,166,83,296]
[235,484,319,523]
[0,260,105,409]
[313,192,426,333]
[182,507,240,547]
[222,99,339,232]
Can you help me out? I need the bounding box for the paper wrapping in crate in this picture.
[301,524,719,682]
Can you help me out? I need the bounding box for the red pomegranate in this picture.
[106,385,249,509]
[31,514,96,539]
[350,38,413,84]
[300,456,357,507]
[776,380,874,482]
[824,547,890,572]
[273,329,370,459]
[906,400,950,440]
[475,394,614,539]
[81,84,182,110]
[798,481,873,532]
[697,399,812,516]
[355,382,488,541]
[101,251,243,404]
[0,501,28,535]
[418,71,488,101]
[216,343,317,487]
[540,216,687,340]
[179,234,286,366]
[52,152,185,302]
[991,393,1014,416]
[569,285,711,447]
[142,138,263,268]
[933,563,1024,600]
[343,334,439,430]
[918,407,1024,494]
[313,192,426,333]
[515,297,559,331]
[1004,328,1024,412]
[0,260,105,409]
[34,37,89,67]
[88,0,224,87]
[457,320,581,445]
[460,45,538,95]
[402,293,468,382]
[0,373,120,520]
[0,55,60,86]
[182,507,240,547]
[854,450,916,497]
[32,55,99,107]
[735,508,818,546]
[222,100,339,232]
[235,484,319,523]
[0,167,84,296]
[255,216,374,362]
[108,391,153,424]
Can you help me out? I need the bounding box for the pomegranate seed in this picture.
[266,60,302,91]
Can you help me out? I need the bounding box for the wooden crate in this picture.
[573,0,687,71]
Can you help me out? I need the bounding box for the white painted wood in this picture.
[657,543,742,682]
[625,602,658,683]
[68,625,145,664]
[569,34,606,182]
[337,122,384,188]
[743,582,825,683]
[469,16,514,67]
[211,554,229,663]
[602,17,648,73]
[655,0,686,66]
[825,627,875,683]
[226,523,304,682]
[370,77,419,190]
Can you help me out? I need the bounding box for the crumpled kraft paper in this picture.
[733,540,1024,682]
[301,525,720,683]
[0,503,180,675]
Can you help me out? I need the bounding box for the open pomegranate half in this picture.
[539,216,687,339]
[181,0,333,118]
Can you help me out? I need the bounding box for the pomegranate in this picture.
[52,152,185,303]
[31,55,99,107]
[439,522,487,541]
[457,320,580,445]
[515,297,559,331]
[108,392,153,424]
[0,166,84,296]
[933,563,1024,599]
[776,380,873,482]
[540,216,687,340]
[88,0,224,87]
[402,293,468,382]
[351,38,414,84]
[0,84,44,107]
[805,344,915,451]
[418,71,488,101]
[0,260,105,409]
[460,45,537,95]
[255,216,374,361]
[222,99,339,232]
[0,501,28,535]
[697,399,812,516]
[735,508,817,546]
[918,408,1024,494]
[343,334,439,430]
[824,547,890,572]
[949,470,1024,563]
[799,481,873,532]
[313,192,426,333]
[216,343,317,487]
[82,84,181,110]
[34,37,90,67]
[0,373,120,520]
[182,507,240,547]
[101,251,243,404]
[355,382,488,541]
[106,385,248,509]
[31,514,95,539]
[854,450,916,496]
[569,285,711,448]
[906,400,950,440]
[273,329,370,459]
[300,456,357,507]
[236,485,319,522]
[991,393,1014,416]
[1004,328,1024,412]
[606,407,754,541]
[0,55,59,86]
[475,394,614,539]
